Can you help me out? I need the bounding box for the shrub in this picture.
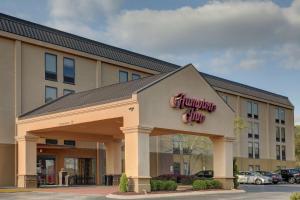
[290,193,300,200]
[233,158,239,189]
[119,173,128,192]
[164,180,177,191]
[150,180,177,191]
[210,180,222,189]
[193,180,222,190]
[192,180,207,190]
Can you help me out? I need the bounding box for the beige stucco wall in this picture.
[138,66,235,137]
[101,62,150,87]
[0,37,16,144]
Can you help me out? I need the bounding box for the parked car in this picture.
[237,171,272,185]
[194,170,214,179]
[256,170,282,184]
[275,169,300,184]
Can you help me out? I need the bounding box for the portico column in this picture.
[105,140,122,176]
[121,126,153,193]
[16,134,39,188]
[211,136,235,190]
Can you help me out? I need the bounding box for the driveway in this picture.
[0,184,299,200]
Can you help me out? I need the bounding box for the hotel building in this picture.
[0,13,295,191]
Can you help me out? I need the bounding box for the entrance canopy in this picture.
[16,64,235,192]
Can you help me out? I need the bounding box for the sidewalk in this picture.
[106,189,245,199]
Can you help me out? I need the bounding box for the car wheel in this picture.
[288,177,296,184]
[255,179,262,185]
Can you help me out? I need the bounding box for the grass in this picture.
[0,188,32,193]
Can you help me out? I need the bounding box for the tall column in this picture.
[16,134,38,188]
[105,140,122,175]
[121,126,153,193]
[211,136,235,189]
[96,142,101,185]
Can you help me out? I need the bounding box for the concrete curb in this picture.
[106,189,245,199]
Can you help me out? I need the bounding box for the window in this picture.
[172,136,181,154]
[46,139,58,145]
[45,53,57,81]
[275,107,285,124]
[276,127,280,142]
[248,142,253,158]
[282,145,286,161]
[254,142,259,159]
[183,162,189,175]
[281,127,285,143]
[173,162,181,175]
[247,101,258,119]
[276,145,281,160]
[64,158,78,175]
[253,122,259,139]
[64,140,76,146]
[45,86,57,103]
[253,103,258,119]
[132,73,141,80]
[63,58,75,84]
[280,108,285,124]
[221,95,228,103]
[248,122,253,138]
[247,101,252,118]
[63,89,75,95]
[119,71,128,83]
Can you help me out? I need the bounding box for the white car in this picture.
[238,171,273,185]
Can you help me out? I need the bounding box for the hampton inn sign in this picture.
[170,93,217,124]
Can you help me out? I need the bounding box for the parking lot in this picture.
[0,184,299,200]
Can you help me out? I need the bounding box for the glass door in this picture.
[37,156,56,186]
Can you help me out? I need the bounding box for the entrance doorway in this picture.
[37,156,56,186]
[64,158,96,185]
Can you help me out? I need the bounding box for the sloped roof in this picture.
[0,13,178,73]
[0,13,293,110]
[201,73,293,107]
[19,72,169,119]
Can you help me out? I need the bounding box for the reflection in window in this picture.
[119,71,128,83]
[45,53,57,81]
[64,58,75,84]
[45,86,57,103]
[132,73,141,80]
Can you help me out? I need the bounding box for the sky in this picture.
[0,0,300,125]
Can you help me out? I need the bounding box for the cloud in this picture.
[104,1,300,62]
[46,0,122,40]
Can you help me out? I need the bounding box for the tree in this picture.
[295,126,300,166]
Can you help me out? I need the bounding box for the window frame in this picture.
[276,145,281,160]
[63,57,76,85]
[63,89,75,96]
[119,70,128,83]
[132,73,141,80]
[45,53,57,81]
[45,86,58,103]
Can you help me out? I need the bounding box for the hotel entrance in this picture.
[65,158,96,185]
[37,156,56,186]
[17,65,235,192]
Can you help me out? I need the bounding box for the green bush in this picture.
[150,180,177,191]
[119,173,128,192]
[193,180,222,190]
[192,180,207,190]
[233,158,239,189]
[164,180,177,191]
[290,193,300,200]
[210,180,222,189]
